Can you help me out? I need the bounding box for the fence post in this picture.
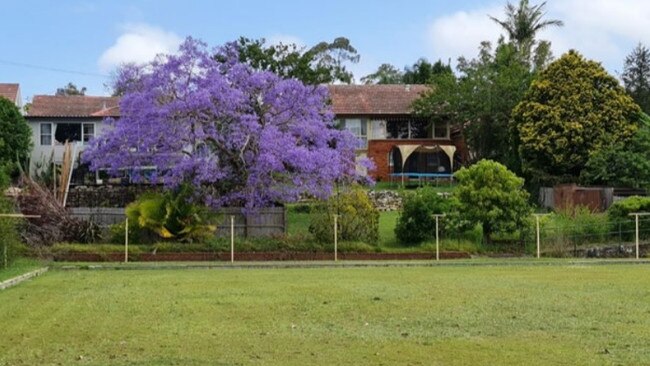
[230,215,235,263]
[124,217,129,263]
[3,237,6,269]
[334,214,338,262]
[432,214,446,261]
[533,214,548,259]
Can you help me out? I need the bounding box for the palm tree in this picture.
[489,0,563,47]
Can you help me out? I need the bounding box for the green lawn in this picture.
[1,264,650,365]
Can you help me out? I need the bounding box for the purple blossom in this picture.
[84,37,368,210]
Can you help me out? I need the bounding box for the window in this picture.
[55,123,82,144]
[433,121,450,139]
[40,123,52,146]
[341,119,368,149]
[83,123,95,145]
[386,119,432,139]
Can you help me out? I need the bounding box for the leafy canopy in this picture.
[235,37,359,84]
[85,38,364,210]
[512,50,642,185]
[454,160,531,244]
[622,43,650,114]
[55,82,87,96]
[0,97,32,172]
[414,40,534,172]
[581,114,650,189]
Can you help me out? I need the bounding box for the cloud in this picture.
[426,0,650,74]
[426,4,504,64]
[98,24,182,72]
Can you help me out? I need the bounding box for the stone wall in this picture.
[66,185,162,208]
[367,190,402,211]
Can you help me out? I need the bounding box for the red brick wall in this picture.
[367,139,460,181]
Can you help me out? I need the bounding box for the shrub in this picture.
[124,186,218,244]
[395,187,452,245]
[455,160,531,244]
[542,206,610,253]
[0,169,25,266]
[608,196,650,240]
[309,185,379,244]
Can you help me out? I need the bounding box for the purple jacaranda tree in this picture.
[84,38,368,210]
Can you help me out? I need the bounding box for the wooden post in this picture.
[628,213,649,260]
[3,238,6,270]
[532,214,549,259]
[334,214,338,262]
[635,214,640,260]
[432,214,446,261]
[435,215,440,261]
[230,216,235,263]
[124,217,129,263]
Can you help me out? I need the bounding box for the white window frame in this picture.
[433,121,450,139]
[40,123,53,146]
[342,118,368,149]
[82,123,95,145]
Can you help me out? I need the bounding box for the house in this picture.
[0,83,22,108]
[328,85,465,181]
[25,85,465,184]
[25,95,119,182]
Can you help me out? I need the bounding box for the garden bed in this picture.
[52,251,470,262]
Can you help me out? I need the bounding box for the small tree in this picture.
[454,160,531,244]
[0,97,31,173]
[309,186,379,244]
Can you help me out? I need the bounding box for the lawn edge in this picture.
[0,267,49,290]
[52,259,650,271]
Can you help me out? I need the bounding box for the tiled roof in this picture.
[327,84,429,115]
[25,85,427,118]
[0,83,20,104]
[28,95,120,117]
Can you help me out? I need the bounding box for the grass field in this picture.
[1,264,650,365]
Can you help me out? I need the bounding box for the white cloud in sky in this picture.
[98,24,182,72]
[426,0,650,74]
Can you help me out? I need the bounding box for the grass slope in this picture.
[1,265,650,365]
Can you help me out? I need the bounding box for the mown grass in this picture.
[0,258,45,282]
[1,264,649,365]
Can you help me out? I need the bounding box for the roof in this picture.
[28,95,120,118]
[0,83,20,104]
[327,84,430,116]
[25,84,428,118]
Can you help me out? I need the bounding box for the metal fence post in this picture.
[230,216,235,263]
[432,214,446,261]
[124,217,129,263]
[532,214,548,259]
[627,213,650,259]
[334,214,338,262]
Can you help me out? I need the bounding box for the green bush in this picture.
[455,160,532,245]
[309,185,379,244]
[116,186,218,244]
[0,168,26,267]
[395,187,453,245]
[608,196,650,240]
[541,206,610,253]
